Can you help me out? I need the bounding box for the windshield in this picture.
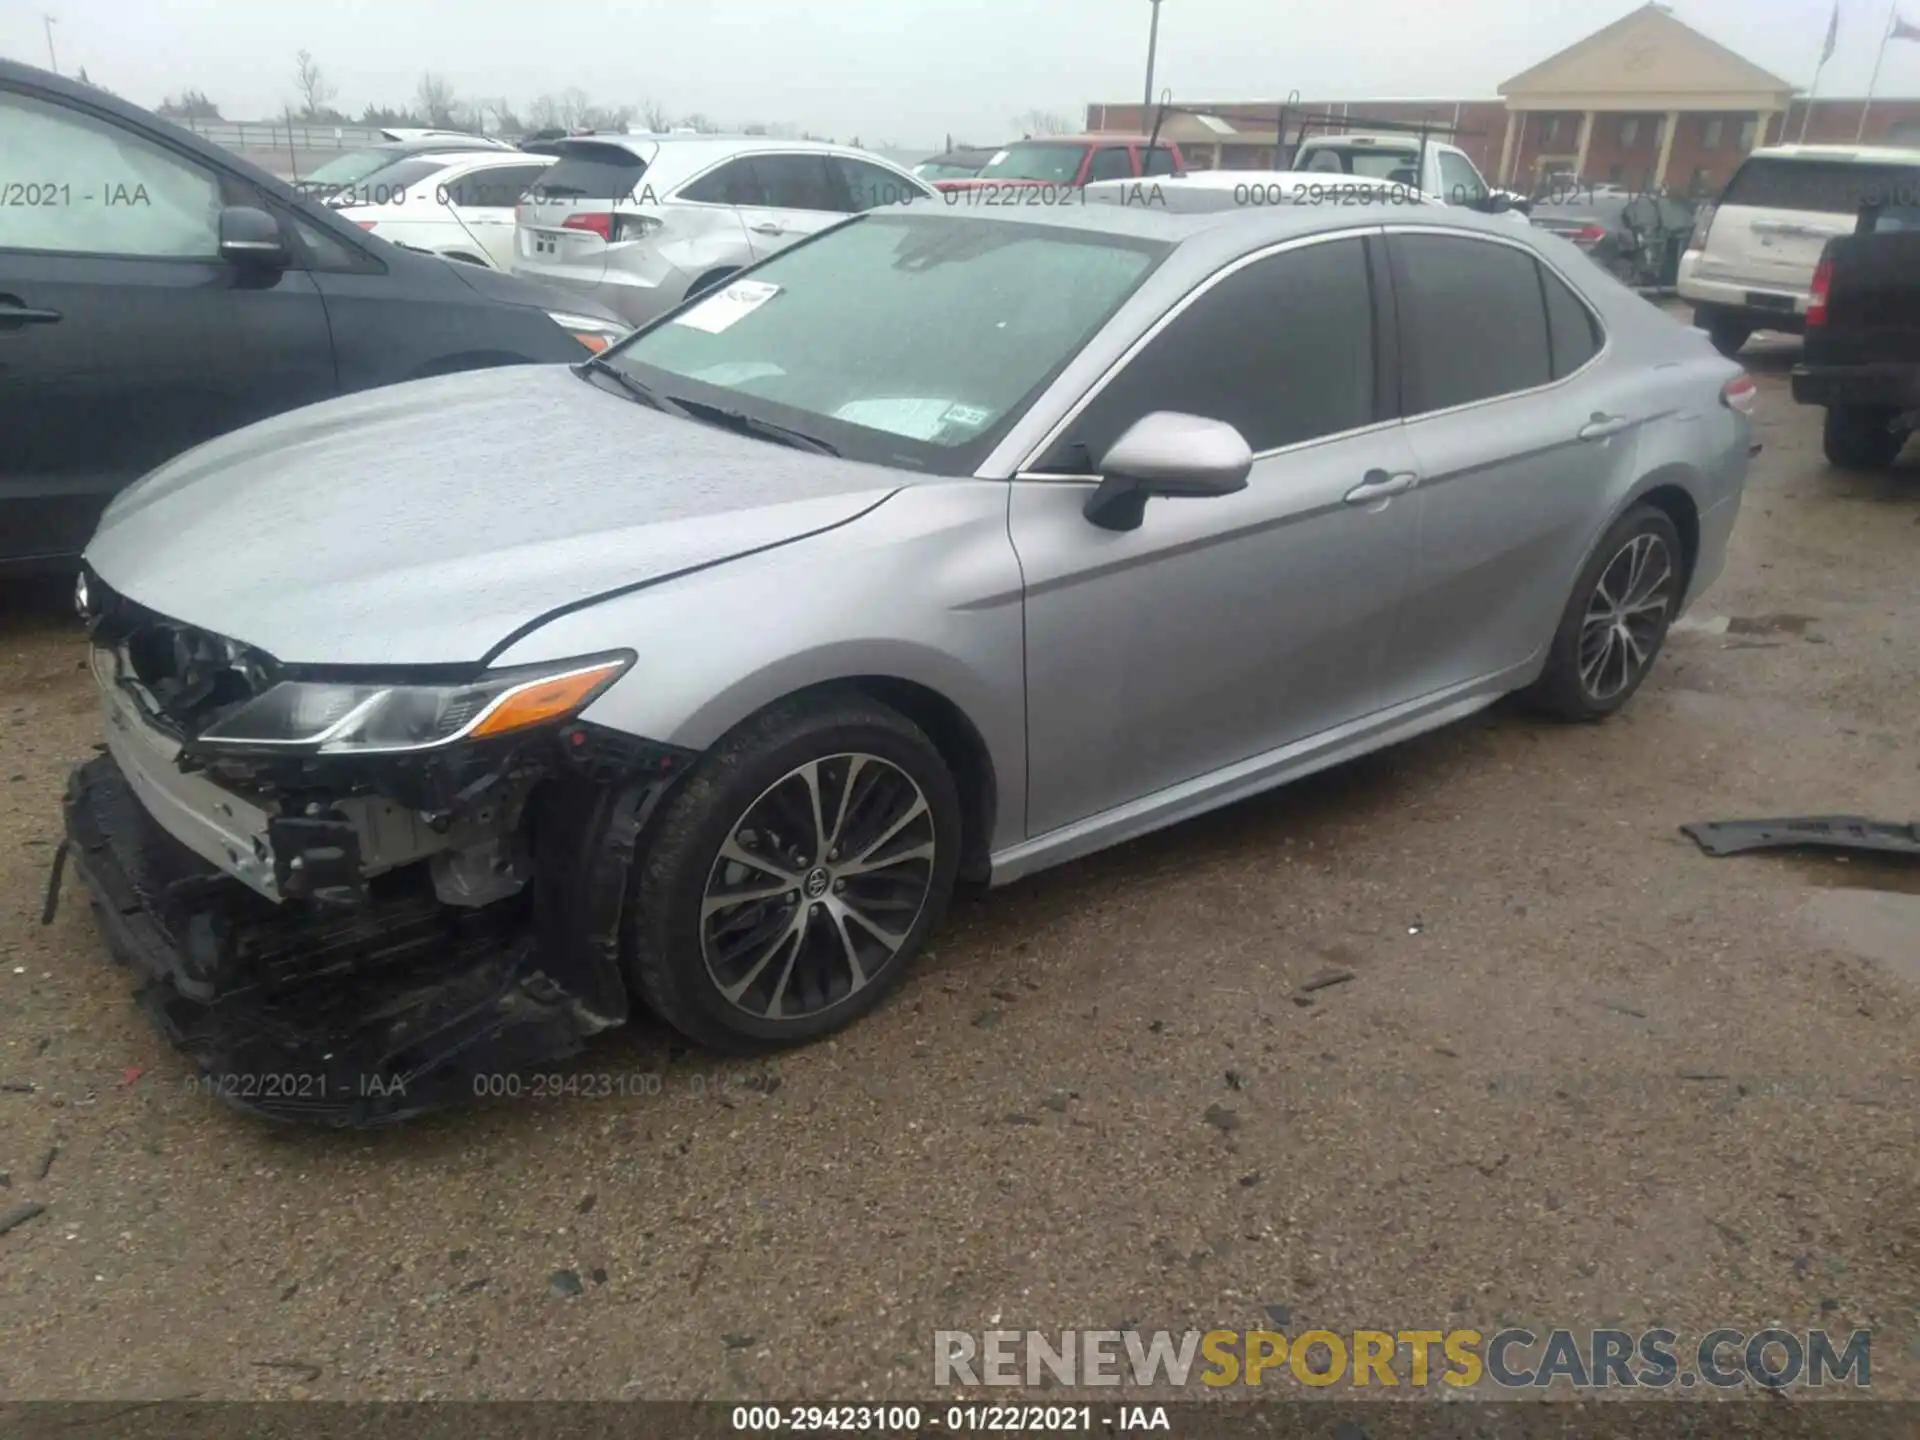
[915,160,984,181]
[1299,146,1420,182]
[301,148,407,187]
[605,213,1167,473]
[319,156,454,205]
[977,144,1089,183]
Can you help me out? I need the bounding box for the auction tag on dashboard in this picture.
[673,279,782,333]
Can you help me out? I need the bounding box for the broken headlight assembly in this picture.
[188,652,633,756]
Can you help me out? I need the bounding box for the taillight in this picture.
[1721,373,1757,415]
[1687,203,1716,253]
[1806,258,1833,327]
[562,212,613,240]
[611,214,663,243]
[1573,224,1607,245]
[355,220,378,231]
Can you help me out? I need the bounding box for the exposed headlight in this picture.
[192,653,631,755]
[546,310,630,354]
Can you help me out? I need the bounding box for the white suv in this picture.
[1678,143,1920,355]
[1291,134,1531,225]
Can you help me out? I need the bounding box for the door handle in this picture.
[1577,414,1633,442]
[1343,469,1419,504]
[750,222,784,235]
[0,298,62,328]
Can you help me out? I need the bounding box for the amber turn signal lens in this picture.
[469,661,626,739]
[573,333,612,353]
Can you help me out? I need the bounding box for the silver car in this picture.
[66,199,1754,1123]
[509,135,937,326]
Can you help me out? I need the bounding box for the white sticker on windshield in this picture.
[672,279,782,334]
[939,402,992,432]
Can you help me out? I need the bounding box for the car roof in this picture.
[550,133,879,158]
[1746,142,1920,165]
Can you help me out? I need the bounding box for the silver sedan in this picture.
[67,197,1754,1122]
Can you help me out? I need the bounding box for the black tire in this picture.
[1822,405,1906,471]
[1697,308,1750,358]
[1519,503,1685,722]
[686,267,738,300]
[626,689,962,1053]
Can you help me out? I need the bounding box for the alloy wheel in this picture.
[1578,532,1676,703]
[700,753,937,1021]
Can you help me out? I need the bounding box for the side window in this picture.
[1438,151,1486,206]
[285,213,375,272]
[443,163,547,209]
[1540,263,1603,378]
[753,154,841,212]
[1142,146,1179,176]
[1086,147,1134,183]
[0,88,224,258]
[1042,237,1375,469]
[832,157,926,213]
[677,158,767,207]
[1389,234,1551,414]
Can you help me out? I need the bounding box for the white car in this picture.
[1677,142,1920,356]
[1292,134,1531,227]
[337,151,558,271]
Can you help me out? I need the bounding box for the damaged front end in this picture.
[59,576,692,1125]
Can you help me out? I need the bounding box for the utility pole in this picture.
[43,14,58,74]
[1143,0,1163,110]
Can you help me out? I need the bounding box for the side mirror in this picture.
[1082,412,1252,532]
[218,205,290,269]
[1481,193,1513,214]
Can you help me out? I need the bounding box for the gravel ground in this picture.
[0,342,1915,1403]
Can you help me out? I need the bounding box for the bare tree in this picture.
[293,50,336,119]
[679,112,720,134]
[416,72,458,128]
[638,97,673,132]
[482,97,524,136]
[156,89,222,120]
[1012,109,1072,137]
[527,94,563,130]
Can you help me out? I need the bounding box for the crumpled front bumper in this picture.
[61,752,647,1126]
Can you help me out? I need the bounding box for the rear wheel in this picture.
[627,691,962,1053]
[1696,307,1751,358]
[687,266,738,300]
[1822,405,1906,470]
[1520,504,1684,722]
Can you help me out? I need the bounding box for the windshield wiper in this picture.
[572,355,686,416]
[672,398,840,456]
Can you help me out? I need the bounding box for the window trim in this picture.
[668,148,933,212]
[1012,226,1396,480]
[1378,224,1610,424]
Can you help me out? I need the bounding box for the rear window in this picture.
[1720,157,1920,214]
[531,142,650,206]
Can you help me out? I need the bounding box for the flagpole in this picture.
[1800,62,1825,141]
[1859,0,1899,141]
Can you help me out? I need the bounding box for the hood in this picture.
[86,365,908,667]
[442,256,627,325]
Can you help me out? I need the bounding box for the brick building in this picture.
[1088,3,1920,198]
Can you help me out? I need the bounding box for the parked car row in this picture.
[0,60,629,571]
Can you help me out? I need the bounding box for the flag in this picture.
[1893,9,1920,38]
[1822,1,1840,62]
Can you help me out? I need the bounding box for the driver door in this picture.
[1008,234,1424,837]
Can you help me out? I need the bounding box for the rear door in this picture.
[0,82,335,565]
[736,154,847,258]
[513,139,653,287]
[1381,230,1630,703]
[443,158,552,269]
[1707,156,1919,296]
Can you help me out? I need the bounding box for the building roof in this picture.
[1500,3,1792,100]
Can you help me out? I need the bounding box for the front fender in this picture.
[490,481,1031,850]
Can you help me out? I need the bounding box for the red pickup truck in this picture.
[932,134,1186,193]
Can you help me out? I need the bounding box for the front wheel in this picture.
[1697,308,1751,358]
[1822,405,1906,470]
[626,690,962,1053]
[1519,504,1685,722]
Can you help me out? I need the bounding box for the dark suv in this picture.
[0,61,628,571]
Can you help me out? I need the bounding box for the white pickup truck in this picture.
[1291,133,1531,226]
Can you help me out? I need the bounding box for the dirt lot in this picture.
[0,341,1916,1403]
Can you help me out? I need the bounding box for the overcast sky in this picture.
[5,0,1919,144]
